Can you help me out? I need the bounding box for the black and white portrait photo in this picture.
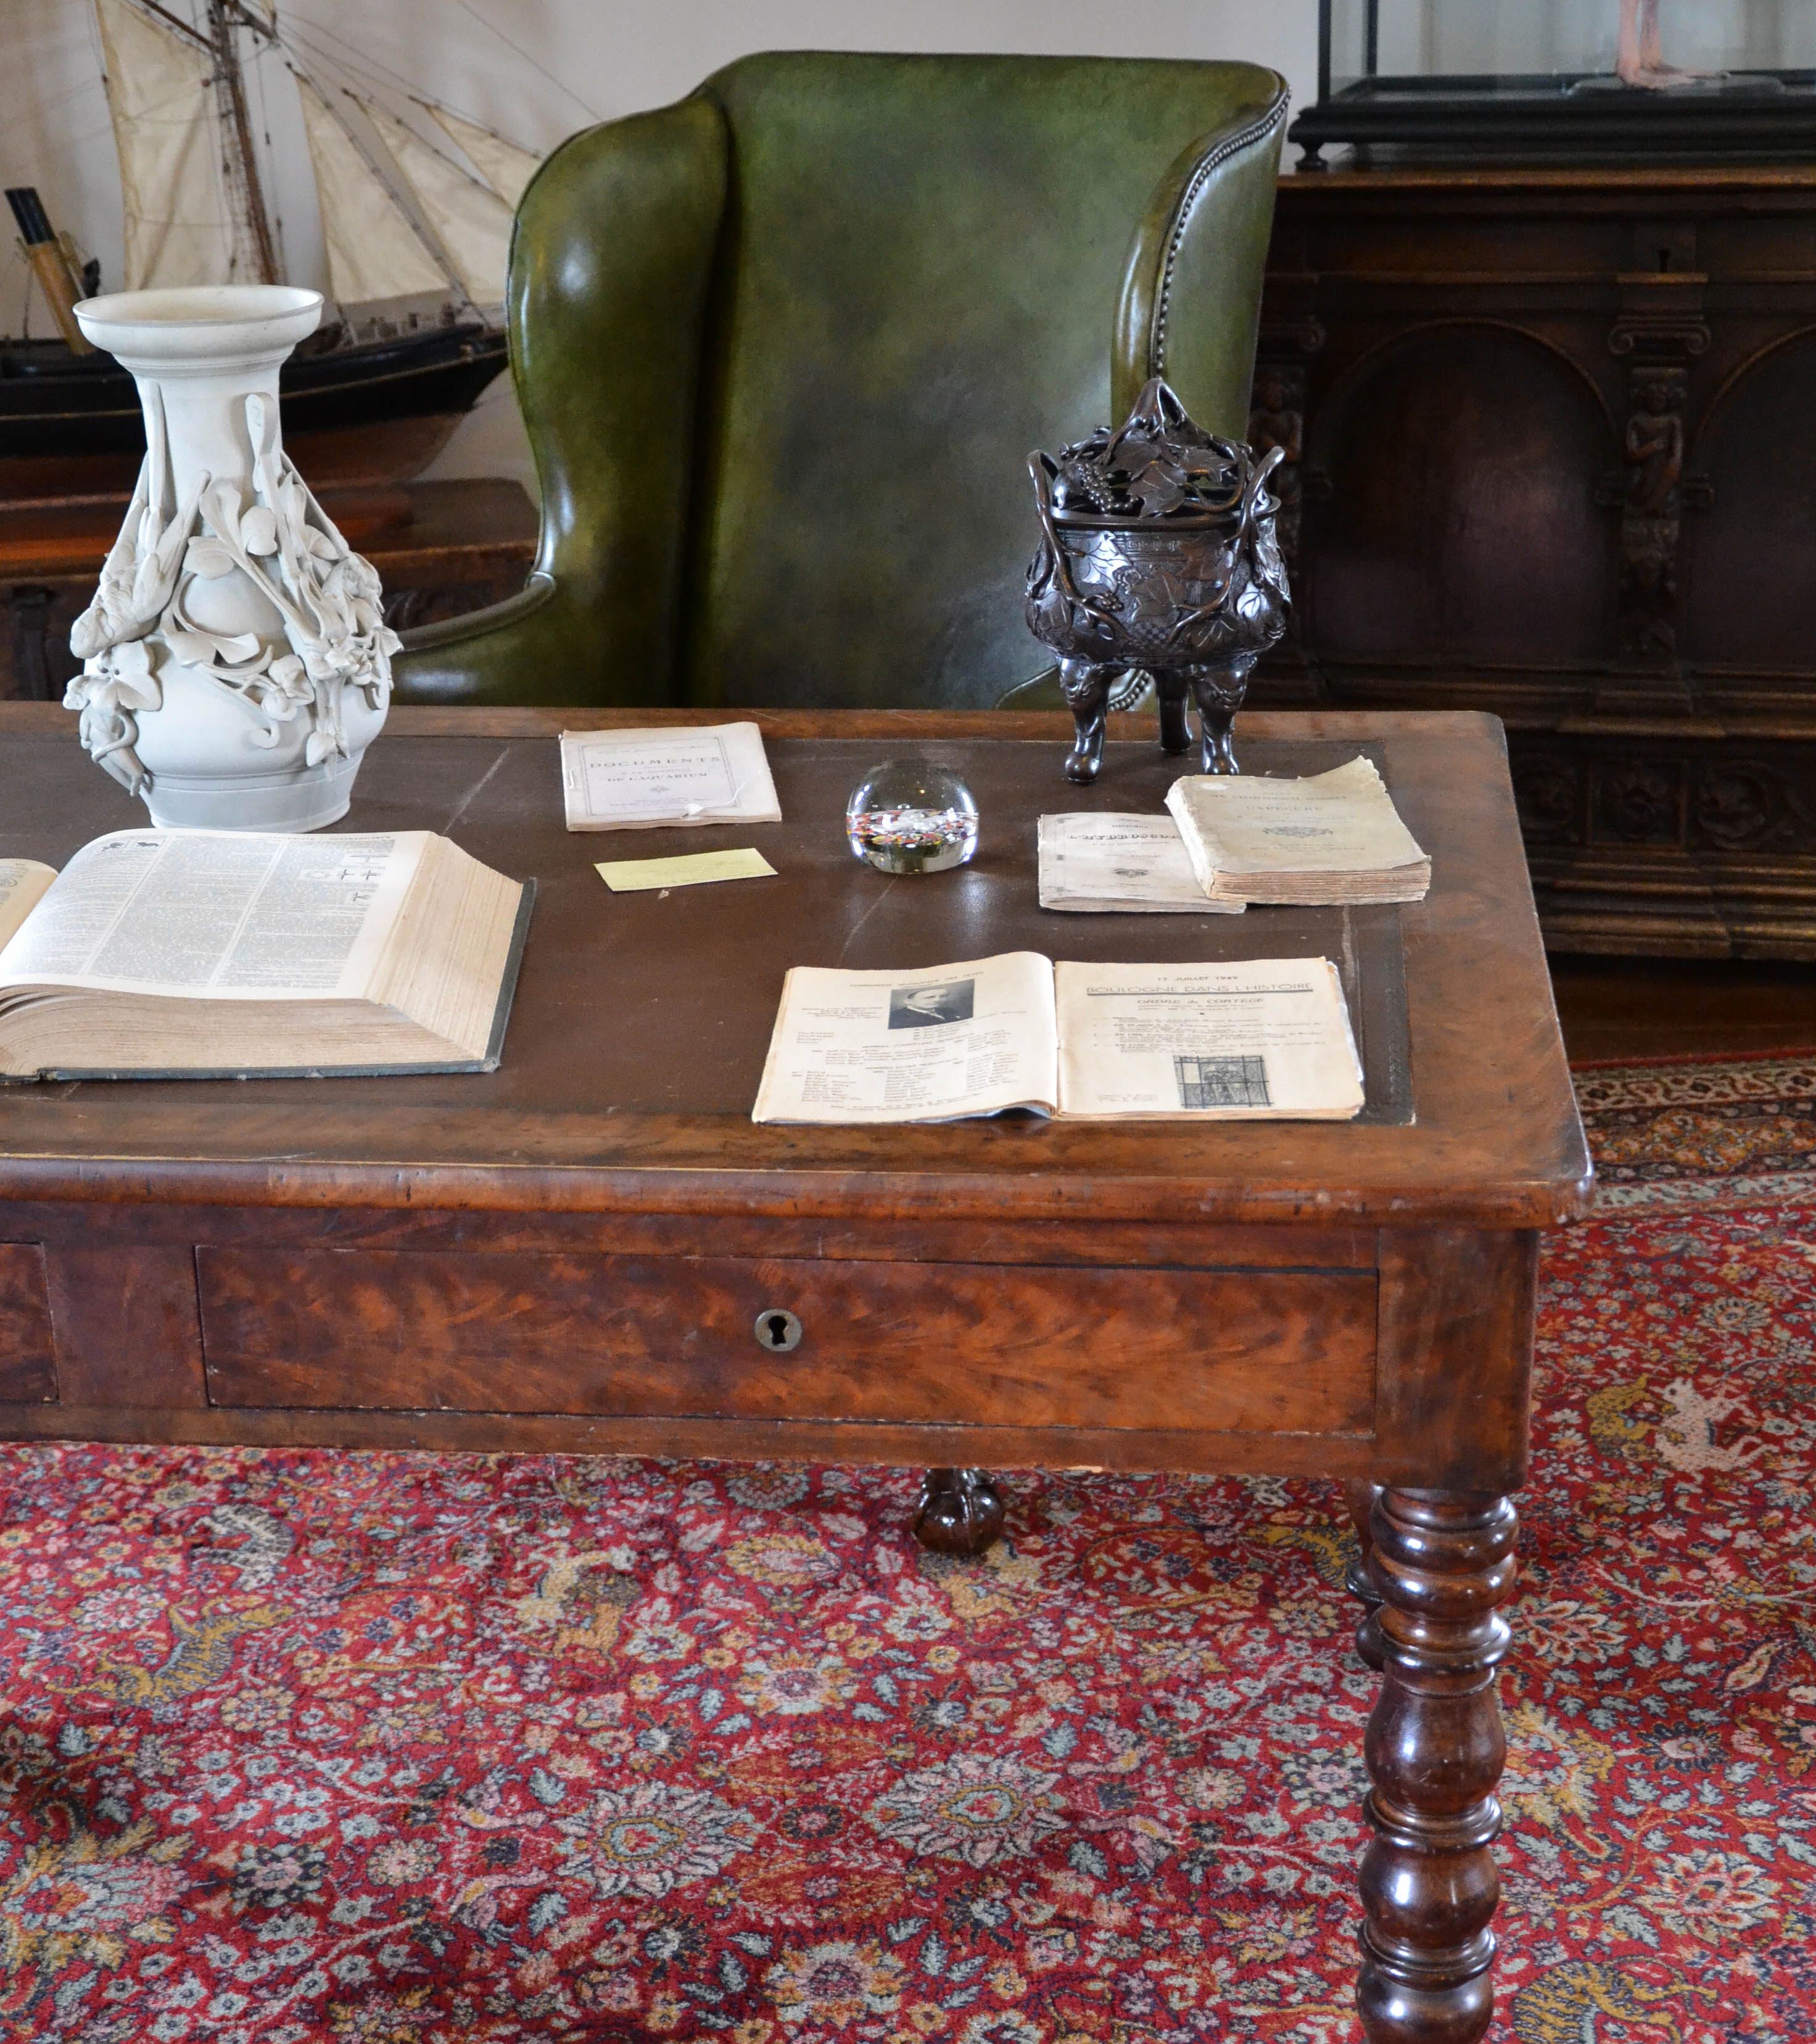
[887,979,975,1029]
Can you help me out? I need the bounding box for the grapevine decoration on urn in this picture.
[1025,376,1289,783]
[65,287,395,833]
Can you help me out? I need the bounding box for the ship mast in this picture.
[207,1,279,284]
[92,0,535,310]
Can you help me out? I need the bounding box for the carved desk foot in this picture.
[1357,1488,1517,2044]
[912,1467,1005,1556]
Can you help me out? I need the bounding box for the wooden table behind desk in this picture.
[0,480,537,701]
[0,703,1590,2044]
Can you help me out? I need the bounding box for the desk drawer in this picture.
[197,1248,1376,1438]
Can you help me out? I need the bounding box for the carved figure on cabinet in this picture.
[1619,367,1686,657]
[1625,371,1683,513]
[1247,364,1305,569]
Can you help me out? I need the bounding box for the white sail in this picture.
[93,0,243,290]
[362,101,513,307]
[295,76,449,308]
[424,105,542,210]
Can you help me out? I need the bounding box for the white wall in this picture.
[4,2,1317,488]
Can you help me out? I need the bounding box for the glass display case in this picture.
[1291,0,1816,164]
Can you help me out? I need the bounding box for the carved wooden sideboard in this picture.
[1249,165,1816,958]
[0,478,536,706]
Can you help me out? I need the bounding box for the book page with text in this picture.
[0,861,56,955]
[0,831,426,1001]
[1054,957,1364,1119]
[753,951,1058,1124]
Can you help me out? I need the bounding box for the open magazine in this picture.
[752,951,1364,1124]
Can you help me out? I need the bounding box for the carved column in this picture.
[1247,361,1307,574]
[1603,260,1711,697]
[1356,1488,1517,2044]
[1614,363,1688,662]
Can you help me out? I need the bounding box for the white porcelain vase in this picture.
[67,286,397,832]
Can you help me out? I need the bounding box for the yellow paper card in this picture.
[595,847,778,892]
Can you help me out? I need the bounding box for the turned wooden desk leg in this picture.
[1358,1488,1517,2044]
[912,1468,1005,1555]
[1344,1478,1386,1670]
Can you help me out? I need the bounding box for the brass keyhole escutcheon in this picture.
[754,1308,803,1353]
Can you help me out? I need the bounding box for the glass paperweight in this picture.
[845,757,979,875]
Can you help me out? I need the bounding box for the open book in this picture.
[753,952,1364,1124]
[0,831,530,1081]
[1165,757,1430,905]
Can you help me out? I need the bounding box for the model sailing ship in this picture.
[2,0,545,501]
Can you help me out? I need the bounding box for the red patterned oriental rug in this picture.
[2,1052,1815,2043]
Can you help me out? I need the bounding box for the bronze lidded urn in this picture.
[1025,376,1289,783]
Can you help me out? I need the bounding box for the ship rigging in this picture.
[2,0,552,501]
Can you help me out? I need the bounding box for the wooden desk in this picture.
[1252,164,1816,962]
[0,703,1590,2044]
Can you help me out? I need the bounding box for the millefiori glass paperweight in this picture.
[845,758,979,875]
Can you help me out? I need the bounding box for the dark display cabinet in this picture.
[1248,163,1816,958]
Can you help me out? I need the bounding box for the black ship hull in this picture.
[0,319,510,501]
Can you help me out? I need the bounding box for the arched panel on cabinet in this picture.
[1685,328,1816,673]
[1305,323,1619,672]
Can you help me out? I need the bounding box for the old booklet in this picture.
[0,830,530,1081]
[560,723,781,831]
[1165,757,1430,905]
[1037,813,1244,914]
[752,951,1363,1124]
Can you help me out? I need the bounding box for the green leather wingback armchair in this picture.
[395,52,1287,710]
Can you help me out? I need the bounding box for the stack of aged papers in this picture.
[752,952,1364,1124]
[560,722,781,831]
[1164,757,1429,905]
[1036,814,1242,914]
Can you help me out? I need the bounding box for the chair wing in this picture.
[394,56,1286,710]
[1115,101,1290,439]
[396,97,728,705]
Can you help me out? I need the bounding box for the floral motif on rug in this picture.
[1574,1050,1816,1213]
[0,1062,1813,2042]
